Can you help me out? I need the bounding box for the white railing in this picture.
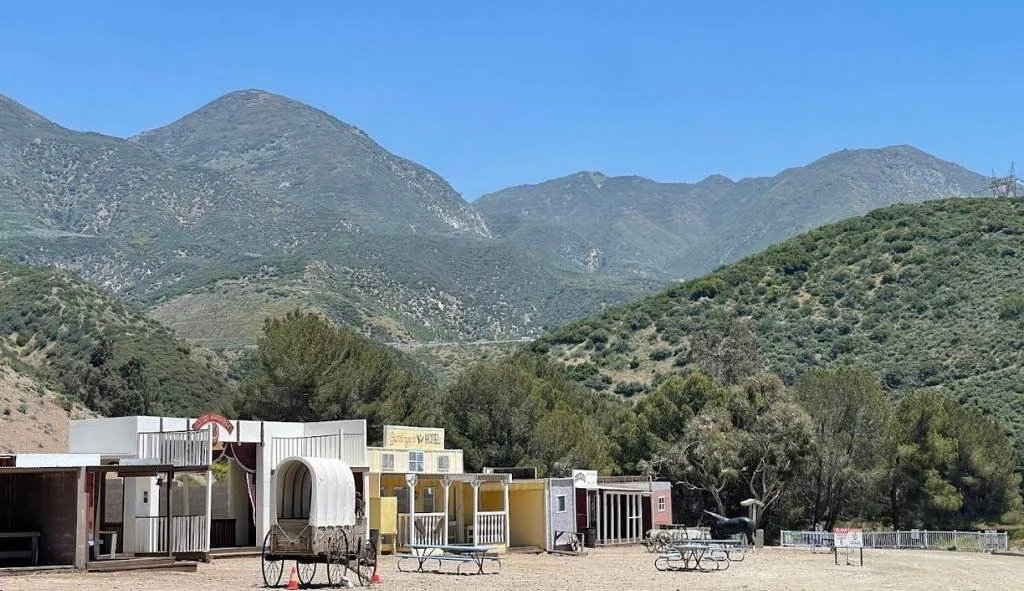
[269,432,366,467]
[475,511,506,545]
[397,513,445,547]
[138,430,211,467]
[135,515,208,553]
[343,432,367,467]
[780,530,1008,552]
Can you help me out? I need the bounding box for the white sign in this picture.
[572,469,598,489]
[834,528,863,548]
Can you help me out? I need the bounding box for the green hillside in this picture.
[0,260,235,416]
[531,197,1024,455]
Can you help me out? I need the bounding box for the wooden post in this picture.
[442,478,451,546]
[76,468,89,568]
[407,474,417,547]
[204,469,213,552]
[503,478,510,548]
[166,469,174,557]
[471,480,480,546]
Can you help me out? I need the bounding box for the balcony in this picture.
[137,430,211,468]
[269,432,367,468]
[367,447,464,474]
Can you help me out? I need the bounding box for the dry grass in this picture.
[1,545,1021,591]
[0,364,96,454]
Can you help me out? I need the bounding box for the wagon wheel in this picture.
[261,529,284,588]
[348,535,377,586]
[296,560,317,587]
[327,529,348,587]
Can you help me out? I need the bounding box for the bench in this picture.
[0,531,40,566]
[396,546,502,575]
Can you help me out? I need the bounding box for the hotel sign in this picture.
[192,412,235,445]
[383,425,445,450]
[572,469,598,489]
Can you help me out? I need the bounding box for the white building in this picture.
[68,413,368,556]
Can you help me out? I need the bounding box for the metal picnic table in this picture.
[401,543,501,575]
[654,540,742,572]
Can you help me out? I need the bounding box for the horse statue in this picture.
[704,510,756,545]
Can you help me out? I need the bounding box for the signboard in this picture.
[192,412,235,445]
[572,469,598,489]
[383,425,445,450]
[834,528,864,548]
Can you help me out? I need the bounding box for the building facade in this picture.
[68,414,368,556]
[366,425,510,553]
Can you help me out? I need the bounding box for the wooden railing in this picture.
[475,511,506,545]
[397,513,445,547]
[137,430,211,467]
[135,515,208,553]
[270,433,366,468]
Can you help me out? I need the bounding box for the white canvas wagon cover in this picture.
[273,456,357,527]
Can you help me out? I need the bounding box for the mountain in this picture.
[133,89,490,238]
[0,259,235,416]
[475,146,990,281]
[1,91,647,345]
[529,197,1024,456]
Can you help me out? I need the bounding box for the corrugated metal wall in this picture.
[0,471,79,565]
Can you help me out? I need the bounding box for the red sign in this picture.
[835,527,864,548]
[192,412,235,443]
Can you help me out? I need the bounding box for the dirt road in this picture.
[1,546,1020,591]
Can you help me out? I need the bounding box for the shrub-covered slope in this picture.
[532,197,1024,454]
[0,260,235,415]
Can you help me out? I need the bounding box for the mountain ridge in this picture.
[0,88,998,349]
[475,144,990,282]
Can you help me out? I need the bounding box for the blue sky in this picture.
[1,1,1021,199]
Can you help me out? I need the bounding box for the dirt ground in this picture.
[0,364,96,454]
[2,545,1021,591]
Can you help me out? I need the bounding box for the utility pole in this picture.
[989,163,1018,198]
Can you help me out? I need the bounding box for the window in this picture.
[658,496,666,512]
[423,487,436,513]
[437,454,450,473]
[557,495,567,513]
[409,450,424,473]
[381,453,395,472]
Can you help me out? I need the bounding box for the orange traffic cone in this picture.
[287,566,299,590]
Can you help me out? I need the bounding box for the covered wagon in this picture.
[261,456,376,588]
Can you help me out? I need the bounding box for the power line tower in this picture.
[989,162,1018,198]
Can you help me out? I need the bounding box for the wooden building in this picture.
[366,425,510,553]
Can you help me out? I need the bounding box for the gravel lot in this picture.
[1,546,1021,591]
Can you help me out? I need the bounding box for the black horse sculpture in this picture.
[704,510,756,545]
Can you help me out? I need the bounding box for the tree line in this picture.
[236,309,1022,535]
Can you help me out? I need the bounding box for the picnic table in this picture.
[0,531,40,566]
[399,543,501,575]
[654,540,744,572]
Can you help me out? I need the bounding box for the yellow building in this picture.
[366,425,510,554]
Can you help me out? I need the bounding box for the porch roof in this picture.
[596,485,648,494]
[398,472,511,483]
